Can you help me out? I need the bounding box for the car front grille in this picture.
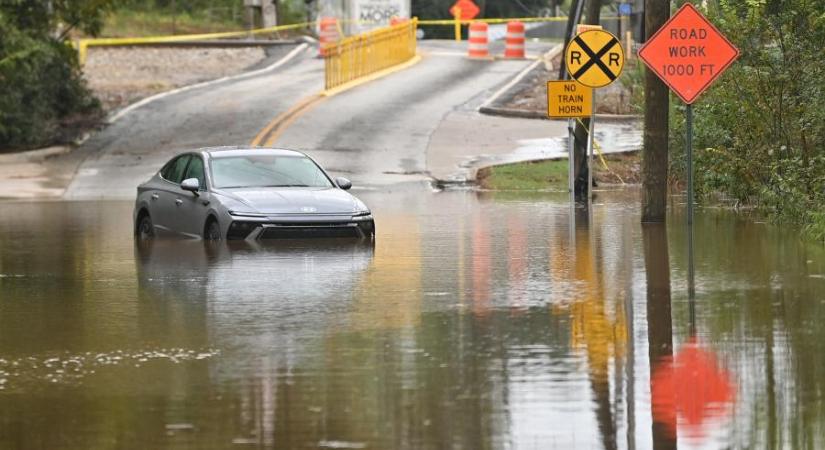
[260,225,361,240]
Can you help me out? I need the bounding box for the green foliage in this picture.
[0,1,107,150]
[113,0,246,29]
[669,0,825,237]
[1,0,114,38]
[618,60,645,115]
[105,1,309,36]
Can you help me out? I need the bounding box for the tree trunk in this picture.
[572,0,602,200]
[642,223,676,450]
[641,0,670,222]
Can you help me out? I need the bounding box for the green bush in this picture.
[0,1,108,151]
[668,0,825,237]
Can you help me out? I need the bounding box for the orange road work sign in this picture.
[547,81,592,118]
[638,3,739,104]
[449,0,480,20]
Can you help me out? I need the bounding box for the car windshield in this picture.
[210,154,333,189]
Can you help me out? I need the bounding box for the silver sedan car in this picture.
[133,147,374,240]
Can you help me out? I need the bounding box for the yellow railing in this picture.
[323,18,418,91]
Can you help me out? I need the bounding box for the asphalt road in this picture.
[63,40,552,199]
[277,41,551,186]
[64,44,322,199]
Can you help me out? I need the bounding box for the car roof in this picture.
[201,147,308,158]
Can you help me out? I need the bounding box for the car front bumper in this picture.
[226,215,374,240]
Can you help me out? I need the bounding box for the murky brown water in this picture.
[1,188,824,449]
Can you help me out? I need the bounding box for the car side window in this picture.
[161,155,191,184]
[183,156,206,190]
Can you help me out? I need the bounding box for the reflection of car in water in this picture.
[134,238,375,384]
[133,147,375,241]
[134,238,375,326]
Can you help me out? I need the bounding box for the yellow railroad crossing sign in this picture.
[547,80,592,118]
[565,29,625,88]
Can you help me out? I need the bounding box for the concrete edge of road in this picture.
[478,58,542,112]
[480,105,642,122]
[106,42,310,124]
[321,54,423,98]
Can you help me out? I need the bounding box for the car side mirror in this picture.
[181,178,200,195]
[335,177,352,190]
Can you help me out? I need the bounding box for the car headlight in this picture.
[228,210,268,218]
[352,211,372,221]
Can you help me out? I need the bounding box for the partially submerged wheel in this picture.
[204,219,222,241]
[136,214,154,240]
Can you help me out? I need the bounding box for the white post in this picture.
[568,118,575,199]
[588,91,596,203]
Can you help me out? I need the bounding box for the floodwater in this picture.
[1,188,824,449]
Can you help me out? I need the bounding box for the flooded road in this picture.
[1,188,824,449]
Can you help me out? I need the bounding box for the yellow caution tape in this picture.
[575,117,625,184]
[76,21,314,64]
[418,16,620,26]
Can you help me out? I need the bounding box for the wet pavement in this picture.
[1,187,825,449]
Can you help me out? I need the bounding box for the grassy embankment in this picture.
[476,152,640,190]
[99,9,243,37]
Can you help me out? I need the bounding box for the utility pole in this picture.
[571,0,601,200]
[640,0,670,222]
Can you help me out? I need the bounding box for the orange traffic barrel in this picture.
[390,16,408,26]
[318,17,339,57]
[504,21,526,58]
[468,22,489,58]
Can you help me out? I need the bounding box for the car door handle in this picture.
[175,198,183,205]
[151,194,159,200]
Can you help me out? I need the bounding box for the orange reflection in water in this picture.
[651,337,736,440]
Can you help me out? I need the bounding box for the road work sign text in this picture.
[638,3,739,104]
[547,81,592,118]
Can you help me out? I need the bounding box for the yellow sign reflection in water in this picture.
[350,214,422,331]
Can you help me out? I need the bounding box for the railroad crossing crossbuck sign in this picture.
[565,29,625,88]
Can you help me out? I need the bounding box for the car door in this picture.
[154,154,191,235]
[175,154,211,237]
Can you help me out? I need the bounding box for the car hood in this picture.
[214,187,362,215]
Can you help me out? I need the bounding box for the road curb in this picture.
[479,105,642,121]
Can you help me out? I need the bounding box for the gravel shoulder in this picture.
[83,46,276,112]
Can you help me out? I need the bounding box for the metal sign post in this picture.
[563,29,624,204]
[686,104,693,225]
[687,104,695,299]
[638,3,739,222]
[637,3,740,299]
[547,80,593,201]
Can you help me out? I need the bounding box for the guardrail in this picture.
[75,22,312,65]
[323,18,418,91]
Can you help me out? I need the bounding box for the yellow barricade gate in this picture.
[323,18,418,91]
